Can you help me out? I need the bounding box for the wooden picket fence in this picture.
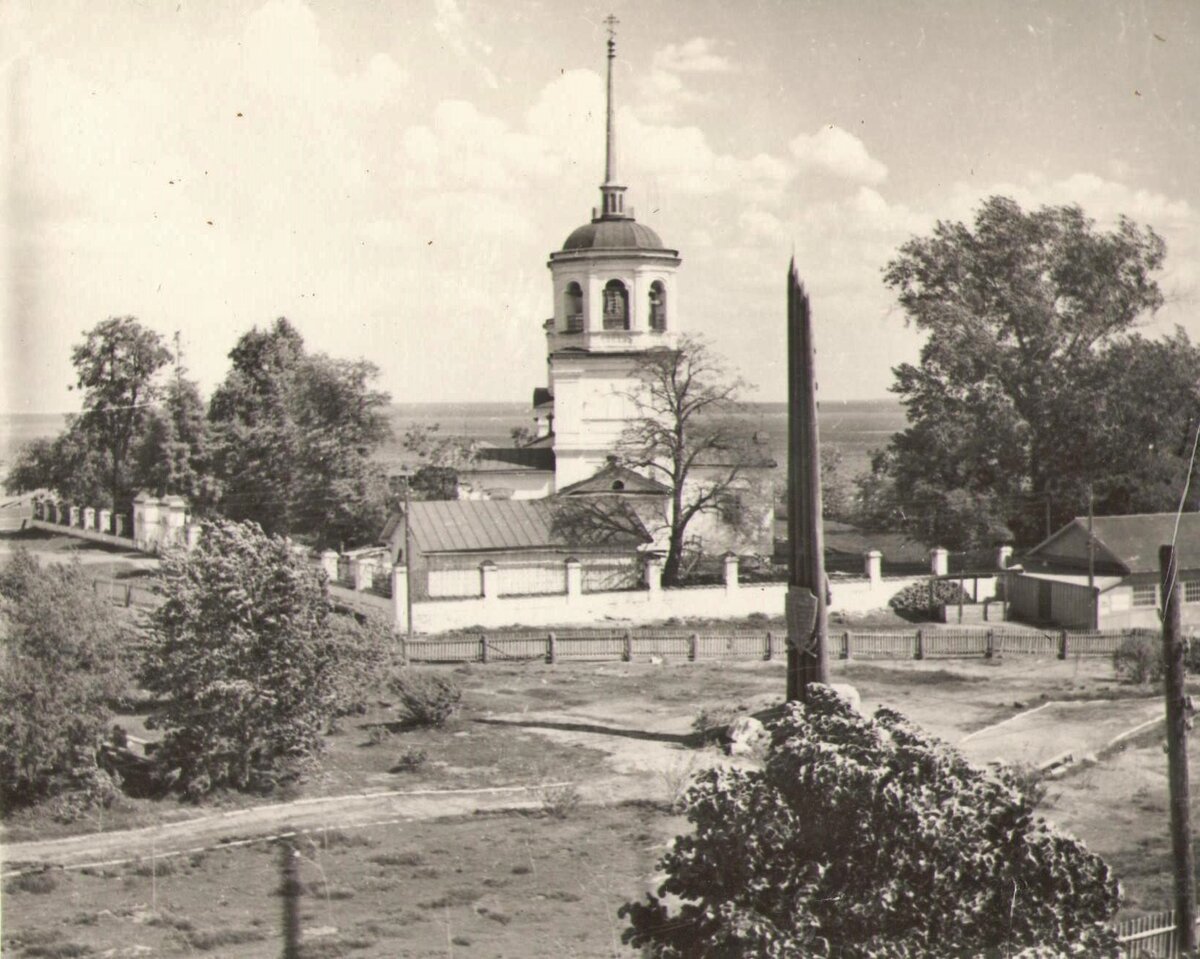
[1116,908,1199,957]
[398,625,1152,665]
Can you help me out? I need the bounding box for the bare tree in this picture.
[616,335,763,586]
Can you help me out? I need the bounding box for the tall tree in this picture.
[876,196,1168,546]
[208,318,391,547]
[142,520,371,797]
[401,423,480,500]
[71,317,173,510]
[616,335,765,585]
[134,336,213,502]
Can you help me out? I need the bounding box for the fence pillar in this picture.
[915,629,924,660]
[392,565,409,634]
[1059,629,1069,660]
[985,629,995,659]
[689,632,699,662]
[997,545,1013,570]
[931,547,949,577]
[320,550,339,582]
[98,508,112,535]
[864,549,882,587]
[547,632,557,664]
[184,522,201,551]
[113,513,128,538]
[723,552,739,595]
[67,504,80,528]
[83,506,96,531]
[623,629,633,662]
[45,500,57,523]
[162,495,188,547]
[352,557,373,592]
[480,634,489,664]
[481,560,498,600]
[644,556,663,598]
[564,557,582,602]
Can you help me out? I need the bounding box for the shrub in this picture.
[889,578,971,620]
[6,869,59,895]
[621,685,1120,958]
[390,747,427,772]
[1113,633,1162,684]
[691,706,740,744]
[387,671,461,727]
[540,783,582,819]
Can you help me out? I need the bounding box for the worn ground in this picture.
[3,654,1194,957]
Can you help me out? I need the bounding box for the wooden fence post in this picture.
[985,629,994,660]
[125,585,133,608]
[764,631,773,661]
[689,632,699,662]
[398,636,409,667]
[915,629,924,660]
[547,632,557,665]
[480,634,489,664]
[1059,629,1069,660]
[623,629,633,663]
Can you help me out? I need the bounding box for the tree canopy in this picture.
[621,686,1120,958]
[0,549,130,812]
[141,520,383,797]
[207,318,392,548]
[865,196,1181,547]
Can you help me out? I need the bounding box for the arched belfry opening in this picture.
[565,282,584,332]
[649,281,667,331]
[603,279,629,330]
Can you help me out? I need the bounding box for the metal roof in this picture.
[1029,512,1200,575]
[463,447,555,474]
[408,498,648,554]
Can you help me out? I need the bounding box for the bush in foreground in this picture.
[386,671,461,727]
[888,577,971,620]
[620,686,1120,958]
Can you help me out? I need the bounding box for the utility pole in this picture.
[403,477,415,642]
[279,839,301,959]
[1160,543,1196,953]
[1087,484,1097,630]
[785,260,829,702]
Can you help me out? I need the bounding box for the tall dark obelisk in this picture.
[786,260,830,702]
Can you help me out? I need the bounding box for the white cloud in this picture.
[651,38,733,74]
[432,0,497,90]
[789,125,889,186]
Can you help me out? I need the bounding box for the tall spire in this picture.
[599,14,628,219]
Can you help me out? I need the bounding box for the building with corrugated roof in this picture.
[1007,512,1200,629]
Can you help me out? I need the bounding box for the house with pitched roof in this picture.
[1007,512,1200,629]
[382,498,651,601]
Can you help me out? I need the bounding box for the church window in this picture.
[564,282,583,332]
[649,281,667,331]
[603,279,629,330]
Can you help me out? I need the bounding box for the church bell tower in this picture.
[544,16,682,490]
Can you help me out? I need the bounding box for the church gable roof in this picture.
[558,463,669,497]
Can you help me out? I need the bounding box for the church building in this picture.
[387,23,774,584]
[460,22,684,498]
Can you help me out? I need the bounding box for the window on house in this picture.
[649,281,667,331]
[1132,584,1158,607]
[1186,580,1200,603]
[564,282,583,332]
[602,279,629,330]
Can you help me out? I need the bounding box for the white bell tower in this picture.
[544,16,682,490]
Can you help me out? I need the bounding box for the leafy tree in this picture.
[877,196,1168,547]
[208,319,392,547]
[0,549,130,810]
[71,317,174,510]
[142,520,384,797]
[134,343,213,503]
[621,686,1120,958]
[616,335,765,585]
[5,423,108,503]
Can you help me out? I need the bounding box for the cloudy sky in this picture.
[3,0,1198,414]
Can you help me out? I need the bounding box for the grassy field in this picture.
[4,654,1196,956]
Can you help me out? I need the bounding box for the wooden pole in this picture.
[785,261,829,702]
[280,840,301,959]
[404,478,415,642]
[1160,543,1196,954]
